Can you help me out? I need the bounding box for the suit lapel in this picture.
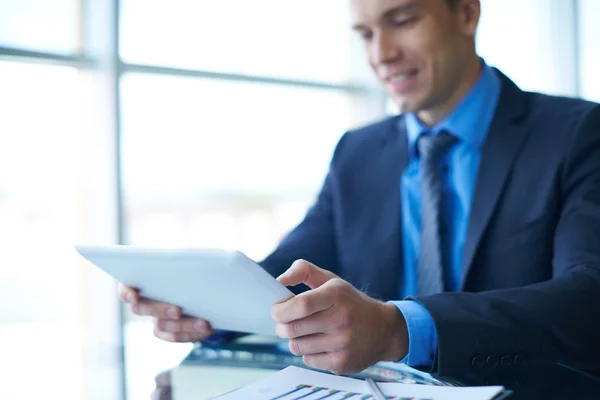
[374,116,409,300]
[461,72,530,288]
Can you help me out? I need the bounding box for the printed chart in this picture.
[269,384,431,400]
[216,366,505,400]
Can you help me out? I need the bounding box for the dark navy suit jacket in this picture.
[259,70,600,376]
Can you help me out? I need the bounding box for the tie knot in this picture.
[417,131,457,160]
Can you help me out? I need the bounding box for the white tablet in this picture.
[75,245,294,336]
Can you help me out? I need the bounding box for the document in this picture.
[214,366,507,400]
[75,245,294,336]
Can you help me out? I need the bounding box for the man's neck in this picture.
[417,56,483,127]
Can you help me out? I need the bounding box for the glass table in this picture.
[144,337,600,400]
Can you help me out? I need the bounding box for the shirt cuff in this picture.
[389,300,438,368]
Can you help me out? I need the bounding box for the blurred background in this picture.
[0,0,599,399]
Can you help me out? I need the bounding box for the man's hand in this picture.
[118,284,215,342]
[272,260,409,375]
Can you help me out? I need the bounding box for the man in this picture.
[121,0,600,378]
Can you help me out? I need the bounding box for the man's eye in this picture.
[356,31,372,41]
[393,17,418,27]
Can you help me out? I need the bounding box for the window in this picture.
[0,61,84,399]
[0,0,80,53]
[578,0,600,102]
[0,0,121,397]
[477,0,578,96]
[121,74,369,258]
[120,0,359,84]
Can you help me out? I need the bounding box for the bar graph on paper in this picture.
[268,384,431,400]
[215,366,505,400]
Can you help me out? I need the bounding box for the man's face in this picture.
[350,0,479,115]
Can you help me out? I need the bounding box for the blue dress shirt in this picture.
[391,61,501,367]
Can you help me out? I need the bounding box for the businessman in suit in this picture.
[121,0,600,378]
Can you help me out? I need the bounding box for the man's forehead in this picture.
[349,0,426,24]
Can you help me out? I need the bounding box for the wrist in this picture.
[380,302,409,362]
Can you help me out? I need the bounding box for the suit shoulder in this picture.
[327,115,404,176]
[336,115,402,151]
[526,92,600,125]
[523,93,600,168]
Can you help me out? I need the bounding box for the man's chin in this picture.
[396,99,419,115]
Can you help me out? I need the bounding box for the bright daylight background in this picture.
[0,0,599,399]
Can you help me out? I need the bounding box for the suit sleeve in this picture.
[258,134,348,293]
[412,106,600,376]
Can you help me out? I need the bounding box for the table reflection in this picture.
[148,341,600,400]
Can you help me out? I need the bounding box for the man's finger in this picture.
[288,332,348,356]
[152,370,172,400]
[151,387,171,400]
[118,284,140,304]
[154,326,209,343]
[276,259,337,289]
[303,352,349,375]
[154,369,172,387]
[272,287,335,324]
[156,317,212,334]
[131,299,181,319]
[276,311,332,338]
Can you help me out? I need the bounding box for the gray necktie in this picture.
[417,131,457,296]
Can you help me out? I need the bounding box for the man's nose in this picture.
[371,32,402,65]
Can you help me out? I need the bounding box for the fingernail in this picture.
[194,321,206,332]
[166,307,178,318]
[126,293,136,303]
[277,271,290,280]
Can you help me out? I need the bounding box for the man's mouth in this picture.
[387,69,419,83]
[386,69,420,93]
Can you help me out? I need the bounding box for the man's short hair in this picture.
[445,0,459,9]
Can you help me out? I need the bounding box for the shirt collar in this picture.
[403,59,501,158]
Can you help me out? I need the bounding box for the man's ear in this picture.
[458,0,481,36]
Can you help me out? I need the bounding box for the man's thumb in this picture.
[276,259,337,289]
